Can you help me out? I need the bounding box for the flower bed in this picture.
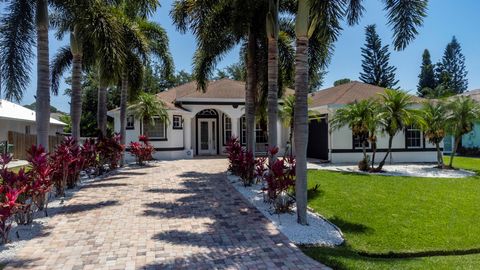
[225,138,344,245]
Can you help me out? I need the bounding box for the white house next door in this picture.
[198,119,217,155]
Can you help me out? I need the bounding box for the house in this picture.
[307,81,440,163]
[108,79,291,160]
[444,89,480,153]
[0,99,66,157]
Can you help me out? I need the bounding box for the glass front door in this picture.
[198,119,217,155]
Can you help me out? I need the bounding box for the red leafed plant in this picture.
[50,138,78,197]
[225,137,243,175]
[238,151,257,186]
[96,133,124,171]
[0,154,25,242]
[263,147,296,213]
[80,138,99,177]
[129,135,154,166]
[26,145,53,212]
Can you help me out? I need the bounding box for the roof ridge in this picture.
[333,81,358,104]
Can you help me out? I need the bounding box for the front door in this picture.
[198,119,217,155]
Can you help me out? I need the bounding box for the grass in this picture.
[303,156,480,269]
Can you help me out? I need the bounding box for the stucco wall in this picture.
[462,122,480,148]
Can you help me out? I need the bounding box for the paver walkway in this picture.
[6,158,326,270]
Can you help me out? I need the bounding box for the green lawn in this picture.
[303,156,480,269]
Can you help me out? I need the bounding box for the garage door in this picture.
[307,117,329,160]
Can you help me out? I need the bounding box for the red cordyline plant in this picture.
[81,138,99,177]
[263,147,296,213]
[129,135,154,166]
[0,154,25,242]
[26,145,53,213]
[225,137,243,175]
[50,138,78,197]
[96,133,124,171]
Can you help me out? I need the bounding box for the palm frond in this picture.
[0,0,35,102]
[383,0,428,50]
[50,46,73,95]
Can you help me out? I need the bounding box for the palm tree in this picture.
[266,0,280,162]
[279,94,318,156]
[418,100,448,167]
[128,92,169,128]
[446,96,480,168]
[0,0,52,149]
[330,99,378,170]
[116,13,173,165]
[50,0,126,138]
[376,89,417,170]
[293,0,428,224]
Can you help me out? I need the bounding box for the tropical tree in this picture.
[436,36,468,94]
[113,3,173,165]
[330,99,379,170]
[376,89,417,170]
[293,0,427,224]
[359,24,398,88]
[422,84,454,99]
[446,96,480,168]
[417,49,437,97]
[0,0,52,149]
[418,100,448,167]
[279,95,319,156]
[128,92,169,127]
[50,0,126,138]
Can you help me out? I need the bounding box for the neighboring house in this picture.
[444,89,480,153]
[307,81,440,163]
[109,79,291,160]
[0,99,66,158]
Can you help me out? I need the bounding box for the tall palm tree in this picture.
[418,100,448,167]
[330,99,378,169]
[293,0,428,224]
[376,89,417,170]
[446,96,480,168]
[266,0,280,162]
[0,0,52,149]
[117,14,173,165]
[50,0,126,138]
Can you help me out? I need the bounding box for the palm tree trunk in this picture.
[245,29,257,155]
[362,140,367,161]
[449,136,461,168]
[70,28,83,141]
[119,70,128,166]
[35,0,50,150]
[377,135,394,170]
[371,141,377,169]
[267,0,279,163]
[294,0,309,225]
[97,79,108,137]
[436,142,443,167]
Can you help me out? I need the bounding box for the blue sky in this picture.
[6,0,480,112]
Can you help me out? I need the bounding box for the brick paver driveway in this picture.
[7,158,326,270]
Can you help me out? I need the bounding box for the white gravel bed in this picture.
[227,174,344,246]
[307,163,476,178]
[0,163,145,264]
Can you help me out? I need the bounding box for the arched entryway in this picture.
[196,109,219,155]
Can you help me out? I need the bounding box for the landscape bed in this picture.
[303,156,480,269]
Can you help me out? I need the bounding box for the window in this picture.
[240,116,268,145]
[173,115,183,129]
[406,126,422,148]
[126,115,135,130]
[353,132,369,149]
[223,115,232,144]
[144,117,167,140]
[25,125,31,135]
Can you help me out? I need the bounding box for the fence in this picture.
[7,131,64,160]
